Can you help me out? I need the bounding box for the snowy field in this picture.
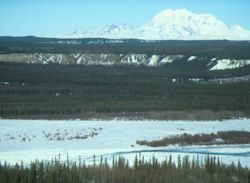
[0,119,250,166]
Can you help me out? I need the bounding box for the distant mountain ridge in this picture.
[65,9,250,40]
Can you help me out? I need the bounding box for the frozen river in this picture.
[0,119,250,166]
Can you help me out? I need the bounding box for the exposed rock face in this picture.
[1,53,250,70]
[0,53,185,66]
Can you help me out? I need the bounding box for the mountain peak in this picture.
[65,9,250,40]
[153,9,193,18]
[151,9,192,24]
[151,8,217,25]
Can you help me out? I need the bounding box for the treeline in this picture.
[0,155,249,183]
[0,62,250,118]
[1,37,250,58]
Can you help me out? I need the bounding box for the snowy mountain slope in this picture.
[65,9,250,40]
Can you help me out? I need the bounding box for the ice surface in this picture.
[0,119,250,166]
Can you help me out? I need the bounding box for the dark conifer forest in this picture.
[0,62,250,119]
[0,155,249,183]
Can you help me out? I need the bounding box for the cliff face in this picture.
[0,53,184,66]
[1,53,250,70]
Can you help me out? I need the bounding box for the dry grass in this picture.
[136,131,250,147]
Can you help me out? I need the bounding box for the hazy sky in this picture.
[0,0,250,37]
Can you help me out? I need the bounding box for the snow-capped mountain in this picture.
[66,9,250,40]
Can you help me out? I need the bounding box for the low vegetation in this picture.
[0,155,249,183]
[136,131,250,147]
[0,128,102,142]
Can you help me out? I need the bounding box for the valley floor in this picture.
[0,119,250,167]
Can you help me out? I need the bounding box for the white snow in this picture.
[120,54,147,65]
[187,56,197,61]
[58,54,63,63]
[0,81,10,85]
[33,53,64,64]
[160,56,174,63]
[210,59,250,70]
[0,119,250,166]
[62,9,250,40]
[148,55,159,66]
[160,55,184,64]
[130,55,140,64]
[189,78,202,82]
[106,40,124,44]
[161,56,174,64]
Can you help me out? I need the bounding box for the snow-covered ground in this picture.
[210,59,250,70]
[0,119,250,166]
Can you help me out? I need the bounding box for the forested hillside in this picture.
[0,62,250,119]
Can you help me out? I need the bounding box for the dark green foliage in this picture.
[1,37,250,59]
[0,62,250,118]
[136,131,250,147]
[0,155,249,183]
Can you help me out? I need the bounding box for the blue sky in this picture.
[0,0,250,37]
